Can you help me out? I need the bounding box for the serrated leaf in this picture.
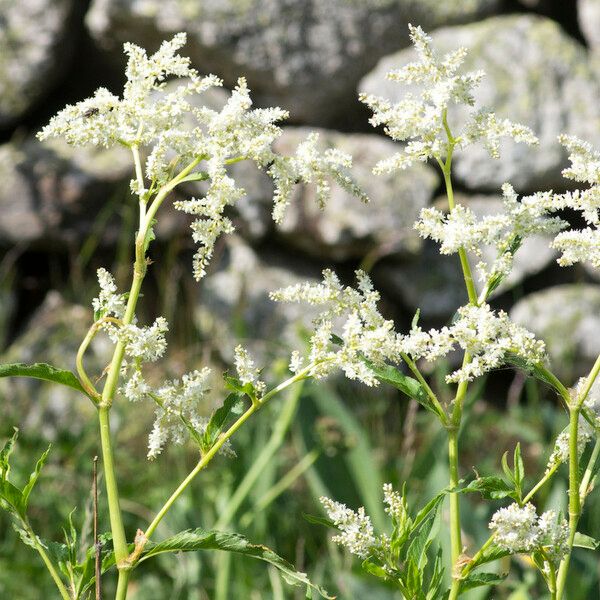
[573,532,600,550]
[0,363,87,396]
[22,445,51,511]
[200,393,245,453]
[139,529,333,598]
[459,476,515,500]
[459,571,507,592]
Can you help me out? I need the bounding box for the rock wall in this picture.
[1,0,599,379]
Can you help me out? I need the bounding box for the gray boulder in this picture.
[0,0,80,127]
[0,137,131,248]
[510,284,600,382]
[359,15,600,192]
[579,0,600,49]
[85,0,500,126]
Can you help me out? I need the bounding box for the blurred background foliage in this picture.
[2,0,600,598]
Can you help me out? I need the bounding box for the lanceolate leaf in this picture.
[459,476,515,500]
[139,528,333,598]
[0,363,87,396]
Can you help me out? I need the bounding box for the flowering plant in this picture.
[1,23,599,600]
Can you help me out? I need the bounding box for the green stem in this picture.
[29,523,71,600]
[523,462,559,504]
[439,111,478,307]
[98,406,129,566]
[448,427,462,600]
[555,407,581,600]
[115,570,130,600]
[95,155,207,595]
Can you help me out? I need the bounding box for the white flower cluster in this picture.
[273,272,544,386]
[543,135,600,268]
[271,270,402,386]
[489,503,568,562]
[320,496,379,559]
[146,368,225,459]
[120,317,169,363]
[92,268,126,320]
[269,132,369,224]
[233,345,266,397]
[415,184,566,284]
[404,303,545,383]
[40,34,364,281]
[359,24,537,172]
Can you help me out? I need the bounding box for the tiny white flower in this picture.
[320,496,379,559]
[234,345,266,396]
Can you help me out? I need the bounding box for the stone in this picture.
[273,128,438,261]
[0,137,131,248]
[359,15,600,192]
[510,284,600,382]
[374,242,467,320]
[85,0,500,126]
[579,0,600,49]
[0,0,81,128]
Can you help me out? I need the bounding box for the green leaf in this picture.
[21,445,51,511]
[0,428,18,481]
[413,492,446,530]
[224,374,256,402]
[361,558,389,580]
[573,532,600,550]
[0,479,25,518]
[459,571,507,593]
[200,393,245,453]
[513,443,524,499]
[411,309,421,330]
[302,513,337,529]
[0,363,87,396]
[459,476,515,500]
[179,171,209,184]
[139,528,333,598]
[365,361,438,416]
[468,543,510,569]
